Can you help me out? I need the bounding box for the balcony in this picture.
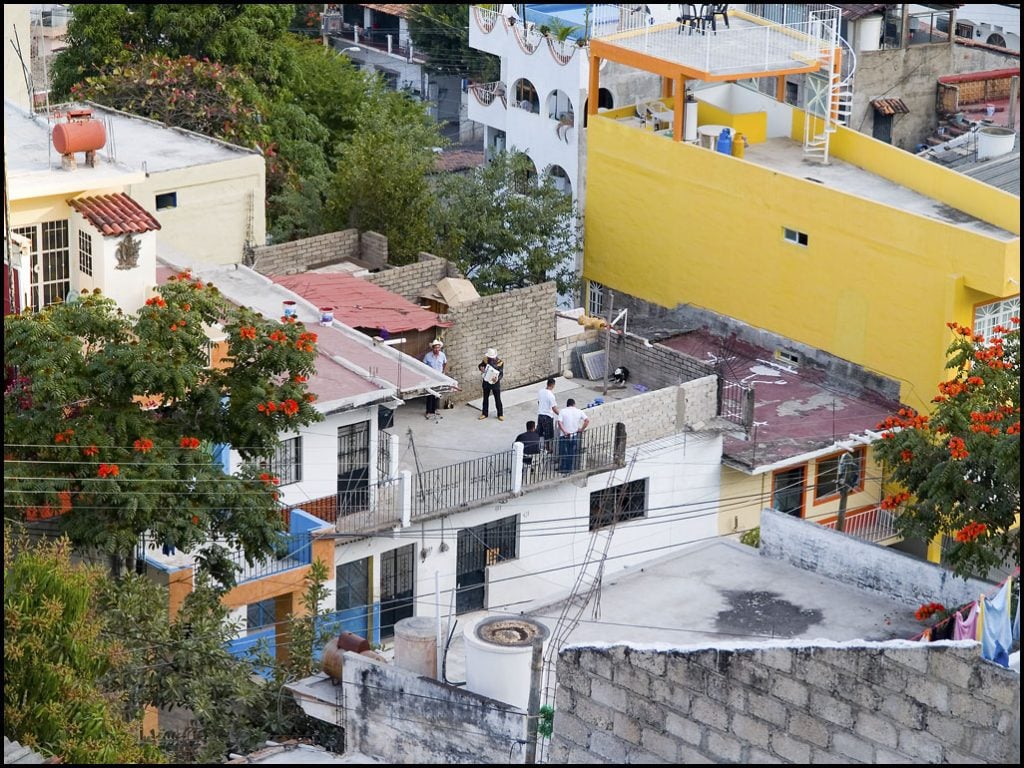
[467,80,507,127]
[817,505,901,545]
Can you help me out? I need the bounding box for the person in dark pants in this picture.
[478,347,505,421]
[422,340,448,419]
[557,398,589,473]
[536,377,560,453]
[514,420,543,472]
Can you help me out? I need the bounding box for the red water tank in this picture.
[52,119,107,155]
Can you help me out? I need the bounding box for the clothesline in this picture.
[910,565,1019,642]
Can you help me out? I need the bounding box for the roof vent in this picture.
[52,109,106,170]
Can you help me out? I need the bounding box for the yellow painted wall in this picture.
[698,101,767,144]
[720,450,885,536]
[584,116,1018,410]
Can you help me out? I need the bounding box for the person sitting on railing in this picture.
[514,420,543,472]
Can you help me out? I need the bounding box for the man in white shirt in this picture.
[536,377,560,453]
[423,340,447,419]
[557,398,589,473]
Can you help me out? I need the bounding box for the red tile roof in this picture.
[360,4,413,18]
[68,193,161,236]
[272,273,451,333]
[871,98,910,116]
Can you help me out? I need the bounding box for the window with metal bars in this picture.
[589,478,647,531]
[78,230,93,277]
[269,436,302,486]
[12,221,71,310]
[973,296,1019,345]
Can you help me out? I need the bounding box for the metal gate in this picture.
[338,421,370,514]
[379,543,415,639]
[455,515,518,614]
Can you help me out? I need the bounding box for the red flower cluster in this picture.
[98,463,120,478]
[947,436,969,460]
[134,438,154,453]
[54,429,75,444]
[880,491,911,510]
[876,408,929,436]
[292,374,307,383]
[145,296,168,308]
[899,449,913,462]
[259,472,281,486]
[296,331,317,353]
[179,437,201,450]
[915,602,946,621]
[257,399,300,416]
[239,326,257,340]
[955,521,987,543]
[268,330,289,344]
[82,444,99,457]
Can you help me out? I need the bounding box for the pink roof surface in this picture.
[272,273,450,334]
[661,330,904,471]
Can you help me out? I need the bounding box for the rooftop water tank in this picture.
[52,111,106,155]
[394,616,438,679]
[464,616,549,711]
[321,631,371,682]
[977,126,1015,160]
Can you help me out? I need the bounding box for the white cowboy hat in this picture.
[431,339,443,347]
[485,348,497,358]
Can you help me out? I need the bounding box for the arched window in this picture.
[545,89,574,122]
[546,165,572,196]
[511,78,540,113]
[582,88,614,127]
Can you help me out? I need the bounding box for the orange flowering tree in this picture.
[873,318,1020,578]
[3,273,322,586]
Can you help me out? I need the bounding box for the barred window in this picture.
[590,478,647,531]
[588,280,605,318]
[973,296,1019,345]
[270,437,302,486]
[78,230,93,276]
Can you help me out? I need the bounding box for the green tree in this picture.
[326,105,444,264]
[4,525,165,763]
[3,273,323,585]
[434,151,581,295]
[51,4,295,99]
[873,318,1020,578]
[408,4,500,80]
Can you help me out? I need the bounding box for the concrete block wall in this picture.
[550,641,1019,764]
[341,653,528,764]
[250,229,361,275]
[582,376,718,446]
[758,509,995,611]
[442,282,558,403]
[361,252,453,302]
[605,331,716,391]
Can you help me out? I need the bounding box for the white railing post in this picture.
[512,442,524,494]
[399,470,412,528]
[387,33,393,54]
[388,432,400,480]
[354,26,360,45]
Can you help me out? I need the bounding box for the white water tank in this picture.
[464,616,549,711]
[394,616,438,678]
[977,126,1015,160]
[684,95,698,143]
[857,15,883,52]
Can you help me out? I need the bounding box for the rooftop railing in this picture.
[817,505,901,544]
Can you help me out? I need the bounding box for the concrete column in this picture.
[399,469,412,527]
[512,442,524,494]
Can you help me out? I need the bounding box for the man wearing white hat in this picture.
[423,340,447,419]
[477,347,505,421]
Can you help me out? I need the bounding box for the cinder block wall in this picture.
[606,332,716,390]
[442,282,558,402]
[551,642,1019,764]
[250,229,362,275]
[362,252,454,302]
[759,509,994,610]
[341,653,528,764]
[583,376,718,446]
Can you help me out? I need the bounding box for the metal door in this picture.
[337,421,370,513]
[379,544,415,639]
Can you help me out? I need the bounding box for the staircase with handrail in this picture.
[803,7,857,164]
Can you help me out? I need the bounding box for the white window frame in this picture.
[973,295,1019,343]
[78,230,93,277]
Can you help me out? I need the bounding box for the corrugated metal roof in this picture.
[871,97,910,115]
[272,273,450,333]
[68,193,161,236]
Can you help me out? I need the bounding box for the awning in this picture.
[871,98,910,116]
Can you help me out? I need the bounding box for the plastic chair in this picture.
[707,4,730,31]
[676,4,703,35]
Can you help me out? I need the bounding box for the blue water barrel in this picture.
[716,128,733,155]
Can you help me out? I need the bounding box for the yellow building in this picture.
[582,8,1019,416]
[580,7,1019,550]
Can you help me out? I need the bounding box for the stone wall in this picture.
[441,282,559,402]
[341,653,528,764]
[250,229,362,275]
[759,509,994,610]
[550,641,1019,764]
[361,252,455,302]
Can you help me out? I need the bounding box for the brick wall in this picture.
[362,252,454,302]
[442,282,559,402]
[583,376,718,446]
[250,229,362,275]
[551,642,1019,763]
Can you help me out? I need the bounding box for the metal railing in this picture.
[818,506,901,544]
[522,423,626,488]
[469,81,507,108]
[234,532,314,584]
[718,378,755,432]
[412,451,516,519]
[284,477,403,536]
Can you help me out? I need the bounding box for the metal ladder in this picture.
[803,7,856,164]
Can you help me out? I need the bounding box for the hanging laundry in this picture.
[930,614,956,641]
[953,602,979,641]
[980,577,1014,667]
